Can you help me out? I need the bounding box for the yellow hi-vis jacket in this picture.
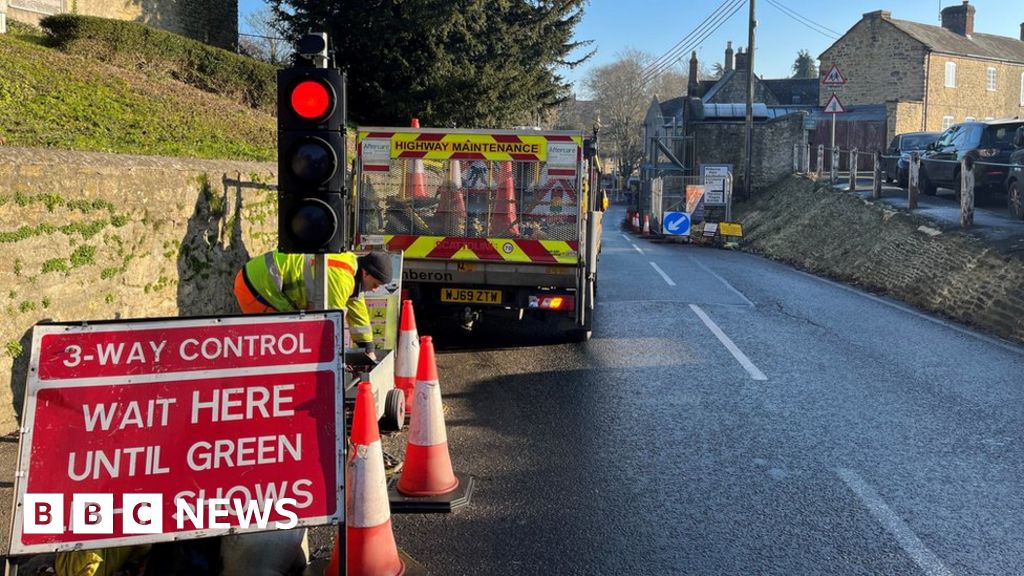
[243,251,374,349]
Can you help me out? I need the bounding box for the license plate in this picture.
[440,288,503,304]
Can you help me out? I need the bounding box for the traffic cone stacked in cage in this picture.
[397,336,460,497]
[404,118,429,199]
[438,159,466,235]
[325,382,405,576]
[489,160,519,237]
[395,299,421,415]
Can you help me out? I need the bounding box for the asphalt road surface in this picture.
[387,204,1024,575]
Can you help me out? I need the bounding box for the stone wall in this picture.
[0,148,277,434]
[4,0,237,49]
[886,100,925,143]
[692,113,806,192]
[738,176,1024,343]
[924,52,1024,130]
[818,13,929,107]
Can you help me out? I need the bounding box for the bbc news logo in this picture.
[23,494,299,534]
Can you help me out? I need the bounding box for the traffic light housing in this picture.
[277,64,346,253]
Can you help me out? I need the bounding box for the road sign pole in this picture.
[831,112,836,152]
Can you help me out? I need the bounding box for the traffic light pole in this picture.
[304,50,342,576]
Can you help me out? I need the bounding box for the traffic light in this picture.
[277,36,346,254]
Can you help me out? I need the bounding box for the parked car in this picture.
[883,131,940,187]
[920,119,1024,199]
[1006,126,1024,219]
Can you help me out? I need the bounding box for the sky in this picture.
[239,0,1024,98]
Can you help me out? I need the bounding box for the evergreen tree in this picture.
[268,0,593,127]
[791,49,817,79]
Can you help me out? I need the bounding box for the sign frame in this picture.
[9,313,346,555]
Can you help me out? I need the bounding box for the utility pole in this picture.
[743,0,757,200]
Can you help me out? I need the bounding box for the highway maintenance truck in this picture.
[353,126,602,340]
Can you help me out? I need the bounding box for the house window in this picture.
[965,116,976,122]
[942,115,955,130]
[987,68,996,91]
[945,62,956,88]
[1021,73,1024,106]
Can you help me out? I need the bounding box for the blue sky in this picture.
[239,0,1023,97]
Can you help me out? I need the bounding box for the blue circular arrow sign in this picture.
[662,211,691,236]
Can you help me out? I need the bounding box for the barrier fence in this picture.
[624,173,734,238]
[792,143,1022,228]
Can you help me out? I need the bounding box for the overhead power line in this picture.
[764,0,841,39]
[640,0,747,88]
[639,0,742,79]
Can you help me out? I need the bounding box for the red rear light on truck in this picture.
[528,295,575,310]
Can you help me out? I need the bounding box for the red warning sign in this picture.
[823,93,847,114]
[822,63,847,86]
[11,314,345,555]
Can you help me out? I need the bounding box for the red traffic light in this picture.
[290,80,332,120]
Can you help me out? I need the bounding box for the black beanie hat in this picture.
[359,251,392,283]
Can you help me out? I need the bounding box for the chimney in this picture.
[863,10,891,21]
[735,47,747,71]
[688,51,699,96]
[941,0,975,37]
[725,41,734,72]
[1020,22,1023,41]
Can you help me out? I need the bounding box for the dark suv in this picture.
[883,131,940,187]
[1006,127,1024,219]
[920,119,1024,199]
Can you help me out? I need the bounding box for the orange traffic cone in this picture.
[395,300,420,415]
[326,382,405,576]
[633,212,640,232]
[439,159,466,235]
[642,214,651,236]
[398,336,458,496]
[405,118,429,200]
[489,161,519,237]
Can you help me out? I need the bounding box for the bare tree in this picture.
[241,9,289,64]
[585,49,688,182]
[648,65,688,101]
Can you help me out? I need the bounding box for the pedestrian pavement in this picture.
[831,176,1024,258]
[1,432,18,559]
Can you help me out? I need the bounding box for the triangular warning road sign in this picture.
[822,63,847,86]
[823,93,846,114]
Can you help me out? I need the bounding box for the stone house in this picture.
[639,43,812,198]
[0,0,237,50]
[819,1,1024,144]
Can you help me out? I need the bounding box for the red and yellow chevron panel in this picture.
[358,130,582,162]
[385,235,579,264]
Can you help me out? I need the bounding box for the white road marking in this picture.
[837,468,955,576]
[620,233,632,242]
[649,262,676,286]
[689,304,767,380]
[688,255,754,307]
[631,243,645,254]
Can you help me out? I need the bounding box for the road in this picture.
[388,204,1024,575]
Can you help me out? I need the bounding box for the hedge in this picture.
[39,15,278,112]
